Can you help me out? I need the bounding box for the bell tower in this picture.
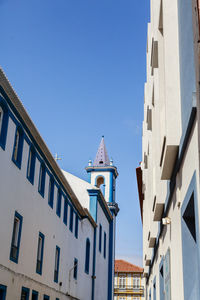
[86,136,118,205]
[86,136,119,300]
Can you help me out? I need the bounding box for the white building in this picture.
[0,68,119,300]
[137,0,200,299]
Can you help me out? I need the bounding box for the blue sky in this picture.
[1,0,149,266]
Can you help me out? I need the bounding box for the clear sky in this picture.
[1,0,150,266]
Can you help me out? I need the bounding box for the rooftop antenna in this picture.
[54,153,62,162]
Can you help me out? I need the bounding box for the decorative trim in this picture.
[86,166,118,178]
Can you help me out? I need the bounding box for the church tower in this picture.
[86,136,119,300]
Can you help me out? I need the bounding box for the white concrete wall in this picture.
[0,93,111,300]
[142,0,200,299]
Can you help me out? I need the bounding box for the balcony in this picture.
[114,285,144,295]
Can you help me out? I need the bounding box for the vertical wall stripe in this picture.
[91,227,97,300]
[109,172,113,203]
[107,219,114,300]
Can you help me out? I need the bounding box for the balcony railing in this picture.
[114,285,144,294]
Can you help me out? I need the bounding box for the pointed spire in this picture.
[93,136,110,167]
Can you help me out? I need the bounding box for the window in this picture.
[99,224,102,253]
[119,275,126,289]
[10,211,23,263]
[133,277,139,287]
[73,258,78,279]
[96,176,105,196]
[85,238,90,274]
[63,199,68,226]
[75,214,79,238]
[48,176,54,209]
[21,287,30,300]
[54,246,60,283]
[183,193,196,242]
[0,284,7,300]
[69,206,73,232]
[56,189,62,218]
[43,295,49,300]
[103,232,106,258]
[36,232,45,275]
[32,290,38,300]
[27,146,36,184]
[38,162,46,197]
[12,127,24,169]
[0,101,8,150]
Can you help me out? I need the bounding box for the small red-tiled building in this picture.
[114,260,144,300]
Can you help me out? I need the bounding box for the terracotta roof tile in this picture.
[115,260,143,273]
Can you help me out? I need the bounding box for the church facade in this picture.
[0,68,119,300]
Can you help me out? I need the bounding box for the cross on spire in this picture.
[93,136,110,167]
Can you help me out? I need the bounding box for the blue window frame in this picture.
[27,145,36,185]
[0,98,9,151]
[85,238,90,274]
[54,246,60,283]
[69,206,73,232]
[63,198,68,226]
[74,258,78,279]
[32,290,38,300]
[0,284,7,300]
[48,176,54,209]
[10,211,23,263]
[12,126,24,169]
[21,287,29,300]
[36,232,45,275]
[75,214,79,238]
[38,162,46,197]
[43,295,49,300]
[104,232,106,258]
[56,189,62,218]
[99,224,102,253]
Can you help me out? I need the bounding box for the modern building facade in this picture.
[137,0,200,299]
[0,68,119,300]
[114,260,144,300]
